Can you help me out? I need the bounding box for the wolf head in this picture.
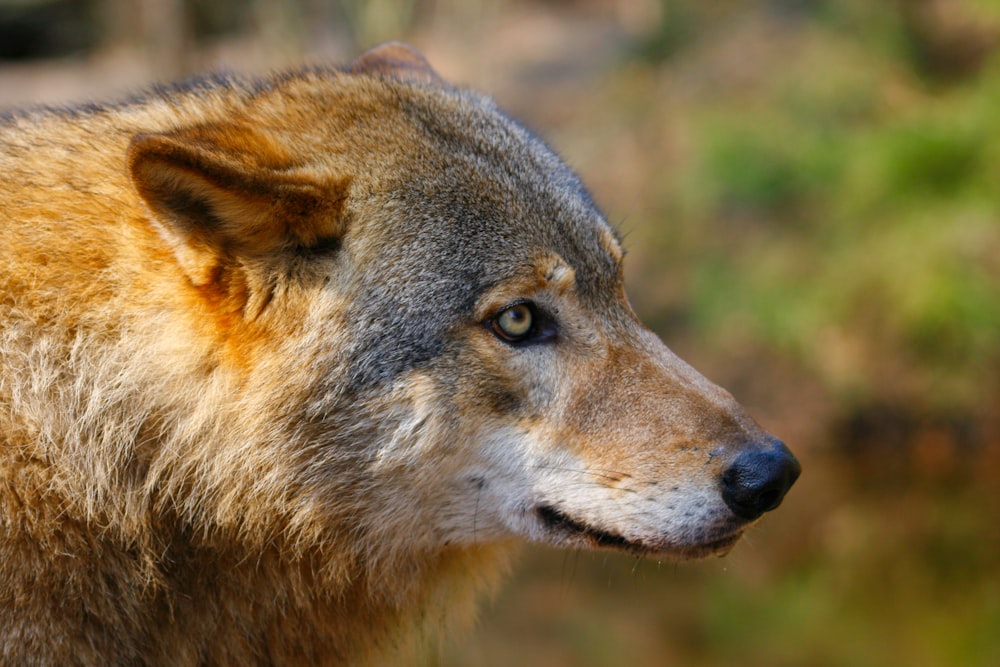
[127,43,798,565]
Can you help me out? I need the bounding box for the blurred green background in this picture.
[2,1,997,665]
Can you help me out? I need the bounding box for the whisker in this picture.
[473,478,482,546]
[532,464,631,482]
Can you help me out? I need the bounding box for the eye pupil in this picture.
[494,304,534,340]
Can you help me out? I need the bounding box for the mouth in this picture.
[536,505,744,559]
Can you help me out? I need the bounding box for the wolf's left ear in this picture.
[349,41,448,87]
[128,123,350,285]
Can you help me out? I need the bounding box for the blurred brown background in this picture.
[2,1,997,665]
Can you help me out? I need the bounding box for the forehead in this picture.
[366,84,623,302]
[332,78,625,391]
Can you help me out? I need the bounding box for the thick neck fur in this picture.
[0,283,511,664]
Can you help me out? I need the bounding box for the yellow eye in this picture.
[493,303,534,341]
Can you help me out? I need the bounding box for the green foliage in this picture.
[635,14,1000,415]
[880,123,983,197]
[700,126,822,215]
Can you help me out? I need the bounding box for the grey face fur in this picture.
[339,88,621,393]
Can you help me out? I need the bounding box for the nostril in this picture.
[721,441,801,521]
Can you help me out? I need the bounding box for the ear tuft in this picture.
[349,41,448,87]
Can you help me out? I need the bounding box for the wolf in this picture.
[0,42,799,665]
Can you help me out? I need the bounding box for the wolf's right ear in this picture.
[128,124,350,286]
[349,41,448,87]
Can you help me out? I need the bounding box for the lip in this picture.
[536,505,744,559]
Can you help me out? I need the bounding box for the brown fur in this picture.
[0,43,797,665]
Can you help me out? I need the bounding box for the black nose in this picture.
[721,440,800,521]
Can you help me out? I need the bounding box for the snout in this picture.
[720,439,800,521]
